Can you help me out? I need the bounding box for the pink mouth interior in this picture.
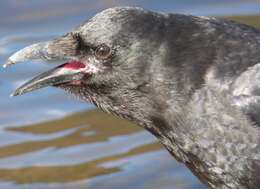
[62,60,86,70]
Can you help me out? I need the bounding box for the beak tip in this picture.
[3,59,14,68]
[3,63,9,68]
[10,89,23,97]
[10,92,16,97]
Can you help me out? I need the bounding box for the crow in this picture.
[5,7,260,189]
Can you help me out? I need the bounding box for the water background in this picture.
[0,1,260,188]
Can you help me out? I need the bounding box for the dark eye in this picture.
[95,44,112,60]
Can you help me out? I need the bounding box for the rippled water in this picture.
[0,1,260,189]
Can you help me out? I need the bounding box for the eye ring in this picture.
[95,44,112,60]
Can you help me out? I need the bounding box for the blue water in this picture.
[0,1,259,189]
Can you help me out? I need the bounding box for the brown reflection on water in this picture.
[0,142,161,184]
[3,110,142,158]
[0,110,162,184]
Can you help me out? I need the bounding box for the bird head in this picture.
[5,7,181,125]
[6,7,164,97]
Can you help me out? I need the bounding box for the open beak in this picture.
[5,34,89,96]
[11,61,86,96]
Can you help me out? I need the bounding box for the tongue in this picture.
[61,60,86,70]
